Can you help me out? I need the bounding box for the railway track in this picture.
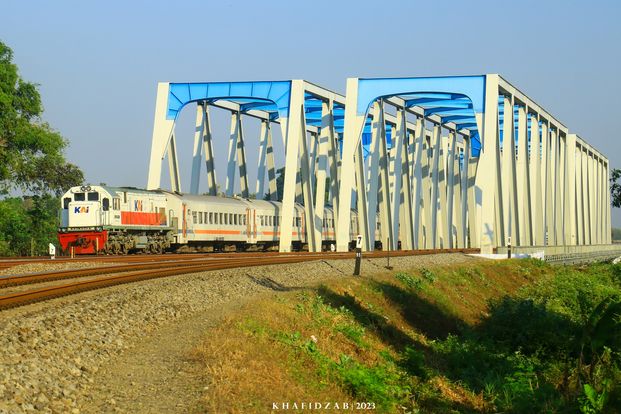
[0,248,478,310]
[0,251,284,270]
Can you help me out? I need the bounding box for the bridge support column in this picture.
[529,114,544,245]
[337,78,368,252]
[411,117,425,249]
[147,82,175,190]
[225,111,249,198]
[313,99,335,249]
[576,144,585,245]
[477,74,502,252]
[256,120,278,200]
[279,80,318,252]
[438,133,449,248]
[392,108,413,250]
[565,134,577,245]
[190,103,218,195]
[429,125,441,248]
[502,96,519,246]
[516,105,532,245]
[167,131,181,193]
[541,123,554,246]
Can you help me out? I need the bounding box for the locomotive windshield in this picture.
[74,192,85,201]
[87,192,99,201]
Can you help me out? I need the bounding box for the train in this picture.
[57,185,364,255]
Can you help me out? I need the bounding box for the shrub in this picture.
[394,272,423,291]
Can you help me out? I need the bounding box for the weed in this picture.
[400,346,428,379]
[395,272,423,291]
[335,323,367,348]
[420,268,437,283]
[238,318,268,337]
[334,354,411,410]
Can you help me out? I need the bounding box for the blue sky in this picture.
[3,0,620,226]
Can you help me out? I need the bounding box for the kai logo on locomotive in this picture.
[134,200,143,211]
[73,206,90,214]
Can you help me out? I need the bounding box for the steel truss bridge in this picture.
[146,75,612,254]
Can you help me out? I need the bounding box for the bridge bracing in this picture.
[147,75,612,253]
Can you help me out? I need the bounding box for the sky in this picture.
[3,0,620,226]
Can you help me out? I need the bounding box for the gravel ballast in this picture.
[0,253,479,413]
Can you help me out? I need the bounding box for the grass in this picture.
[193,259,621,413]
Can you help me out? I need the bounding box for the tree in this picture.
[0,40,83,196]
[611,168,621,208]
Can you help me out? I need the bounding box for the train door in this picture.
[101,197,110,226]
[182,203,187,240]
[246,208,256,244]
[169,209,178,229]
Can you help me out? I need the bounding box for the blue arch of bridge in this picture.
[165,81,292,121]
[354,76,487,156]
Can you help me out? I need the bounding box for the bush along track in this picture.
[194,259,621,413]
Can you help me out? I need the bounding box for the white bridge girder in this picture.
[147,75,612,255]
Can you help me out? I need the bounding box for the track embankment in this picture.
[0,252,478,414]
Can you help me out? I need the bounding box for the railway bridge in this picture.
[146,75,613,255]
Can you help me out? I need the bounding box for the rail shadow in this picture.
[246,274,299,292]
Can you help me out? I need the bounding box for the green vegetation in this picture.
[0,40,83,255]
[195,260,621,413]
[0,195,59,256]
[611,169,621,208]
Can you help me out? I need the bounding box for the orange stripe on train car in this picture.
[193,229,242,235]
[261,231,299,236]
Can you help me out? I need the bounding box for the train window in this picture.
[192,211,197,224]
[223,213,227,225]
[123,192,127,204]
[214,213,218,225]
[87,192,99,201]
[228,213,232,225]
[102,198,110,211]
[219,213,223,224]
[113,198,120,210]
[233,214,236,225]
[199,212,203,224]
[63,197,71,209]
[242,215,246,225]
[74,192,85,201]
[208,212,213,224]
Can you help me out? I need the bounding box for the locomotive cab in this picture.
[61,186,109,228]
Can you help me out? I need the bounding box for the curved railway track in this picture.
[0,248,478,310]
